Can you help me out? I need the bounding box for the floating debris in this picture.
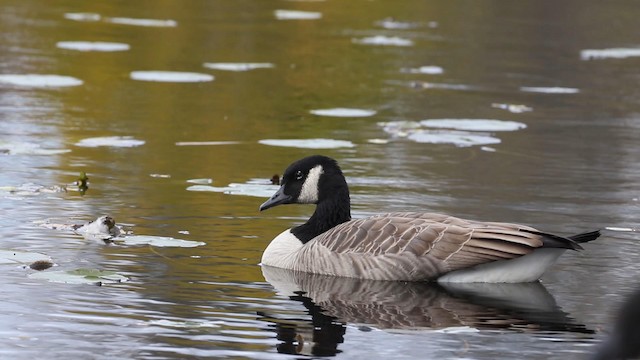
[106,17,177,27]
[352,35,414,47]
[29,268,129,285]
[116,235,205,248]
[375,18,420,30]
[146,319,222,329]
[520,86,579,94]
[419,119,527,132]
[73,215,122,241]
[75,136,145,148]
[580,48,640,61]
[203,62,274,71]
[408,130,501,147]
[367,138,389,144]
[274,10,322,20]
[491,103,533,113]
[130,71,213,83]
[0,74,83,87]
[309,108,377,118]
[187,178,279,198]
[0,183,67,196]
[258,138,355,149]
[150,174,171,178]
[28,260,54,271]
[56,41,130,52]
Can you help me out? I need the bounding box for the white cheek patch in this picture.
[298,165,323,203]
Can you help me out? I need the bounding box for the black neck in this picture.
[291,188,351,244]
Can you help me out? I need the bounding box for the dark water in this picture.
[2,0,640,359]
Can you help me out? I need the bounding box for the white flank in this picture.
[298,165,323,203]
[437,248,566,283]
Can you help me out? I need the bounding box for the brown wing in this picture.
[311,212,545,273]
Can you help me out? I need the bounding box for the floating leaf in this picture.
[29,268,128,285]
[520,86,579,94]
[75,136,145,148]
[130,71,213,83]
[309,108,377,118]
[64,12,101,22]
[0,74,83,87]
[408,130,501,147]
[352,36,414,47]
[258,138,355,149]
[117,235,206,248]
[56,41,130,52]
[580,48,640,60]
[187,181,279,198]
[274,10,322,20]
[203,63,274,72]
[419,119,526,132]
[106,17,177,27]
[0,249,52,265]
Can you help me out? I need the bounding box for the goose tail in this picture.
[569,230,601,244]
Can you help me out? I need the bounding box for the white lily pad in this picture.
[147,319,222,328]
[309,108,377,118]
[408,130,501,147]
[520,86,579,94]
[56,41,130,52]
[352,36,414,47]
[106,17,177,27]
[202,62,274,72]
[29,268,128,285]
[274,10,322,20]
[117,235,205,248]
[186,178,213,185]
[419,119,527,132]
[75,136,145,148]
[130,71,213,83]
[0,141,71,155]
[64,12,101,22]
[375,18,419,30]
[580,48,640,60]
[258,138,355,149]
[187,181,279,198]
[0,249,52,265]
[0,74,83,87]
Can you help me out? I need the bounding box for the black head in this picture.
[259,155,346,211]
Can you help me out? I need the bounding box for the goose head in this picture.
[260,155,349,211]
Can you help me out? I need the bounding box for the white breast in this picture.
[261,229,303,268]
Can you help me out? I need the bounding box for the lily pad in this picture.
[0,74,83,87]
[116,235,205,248]
[419,119,526,132]
[64,12,101,22]
[0,249,52,265]
[309,108,377,118]
[29,268,128,285]
[258,138,355,149]
[401,66,444,75]
[175,141,240,146]
[187,181,279,198]
[491,103,533,113]
[130,71,213,83]
[352,36,414,47]
[407,130,501,147]
[75,136,145,148]
[186,178,213,185]
[274,10,322,20]
[581,48,640,60]
[147,319,222,328]
[520,86,579,94]
[0,142,71,155]
[106,17,177,27]
[203,62,274,72]
[56,41,130,52]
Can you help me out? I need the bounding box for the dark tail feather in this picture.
[569,230,601,244]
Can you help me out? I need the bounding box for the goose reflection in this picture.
[259,265,593,357]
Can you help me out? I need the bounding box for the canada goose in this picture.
[259,155,601,283]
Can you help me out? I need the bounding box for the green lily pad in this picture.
[0,249,52,265]
[117,235,206,248]
[29,268,128,285]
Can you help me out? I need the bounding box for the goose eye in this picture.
[295,170,304,180]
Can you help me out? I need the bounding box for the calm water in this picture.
[2,0,640,359]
